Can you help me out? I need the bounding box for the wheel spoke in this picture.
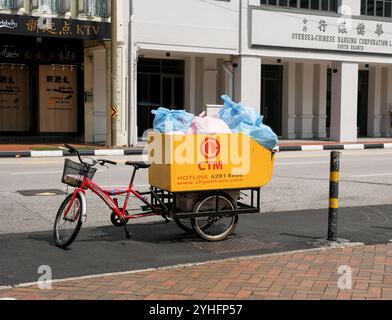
[55,197,81,246]
[192,195,238,241]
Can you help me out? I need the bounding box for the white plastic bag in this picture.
[187,112,231,134]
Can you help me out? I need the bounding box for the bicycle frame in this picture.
[63,176,162,222]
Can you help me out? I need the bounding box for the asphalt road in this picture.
[0,149,392,234]
[1,149,392,286]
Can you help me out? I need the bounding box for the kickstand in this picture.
[124,224,132,240]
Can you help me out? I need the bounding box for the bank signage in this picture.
[251,8,392,55]
[0,14,110,40]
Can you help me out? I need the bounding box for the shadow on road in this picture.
[1,203,392,287]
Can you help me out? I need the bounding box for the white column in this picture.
[295,63,314,139]
[338,0,361,15]
[330,62,359,142]
[282,61,296,139]
[203,57,218,106]
[234,56,262,114]
[84,48,94,143]
[70,0,77,17]
[194,57,204,115]
[111,0,129,146]
[313,64,327,139]
[381,68,392,137]
[128,4,138,147]
[185,56,196,115]
[93,49,108,143]
[105,42,112,146]
[23,0,30,12]
[367,66,382,137]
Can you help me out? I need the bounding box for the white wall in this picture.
[133,0,239,54]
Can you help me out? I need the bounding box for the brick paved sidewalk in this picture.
[2,244,392,300]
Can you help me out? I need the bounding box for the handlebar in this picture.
[64,144,84,164]
[97,159,117,166]
[62,144,117,167]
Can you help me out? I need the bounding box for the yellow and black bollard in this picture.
[328,151,341,241]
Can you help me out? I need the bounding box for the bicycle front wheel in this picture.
[54,193,84,249]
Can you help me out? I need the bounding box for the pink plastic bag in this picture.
[187,112,231,134]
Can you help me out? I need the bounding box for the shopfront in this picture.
[0,13,110,140]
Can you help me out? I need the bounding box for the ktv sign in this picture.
[251,7,392,55]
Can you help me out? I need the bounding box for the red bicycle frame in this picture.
[63,176,162,222]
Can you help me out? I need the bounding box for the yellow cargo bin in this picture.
[148,132,275,193]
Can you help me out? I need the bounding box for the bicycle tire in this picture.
[191,194,238,242]
[173,217,194,233]
[54,193,84,249]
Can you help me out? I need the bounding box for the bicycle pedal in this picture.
[125,231,132,240]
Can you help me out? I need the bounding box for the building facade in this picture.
[0,0,112,143]
[118,0,392,146]
[2,1,392,146]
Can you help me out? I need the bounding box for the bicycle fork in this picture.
[64,190,87,223]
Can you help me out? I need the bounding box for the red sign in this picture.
[200,137,221,160]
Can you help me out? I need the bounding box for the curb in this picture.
[0,143,391,159]
[0,149,144,159]
[277,142,392,152]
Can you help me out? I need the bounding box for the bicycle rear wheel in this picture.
[54,193,83,249]
[191,194,238,242]
[173,217,194,233]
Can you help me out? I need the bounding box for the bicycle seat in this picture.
[125,161,151,169]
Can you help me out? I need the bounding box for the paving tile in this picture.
[1,244,391,300]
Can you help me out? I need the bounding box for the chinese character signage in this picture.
[251,8,392,55]
[0,65,30,132]
[39,65,78,133]
[0,13,110,40]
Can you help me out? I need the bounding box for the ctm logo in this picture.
[200,137,221,160]
[198,137,223,171]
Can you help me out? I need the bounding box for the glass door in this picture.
[261,65,283,136]
[357,70,369,137]
[137,59,184,138]
[162,75,184,109]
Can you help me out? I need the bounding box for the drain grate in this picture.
[193,236,279,254]
[17,189,65,197]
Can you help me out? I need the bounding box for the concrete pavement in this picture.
[2,243,392,300]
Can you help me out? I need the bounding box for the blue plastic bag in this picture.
[151,108,194,133]
[219,95,259,129]
[235,116,278,151]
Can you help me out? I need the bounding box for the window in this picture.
[0,0,23,10]
[260,0,338,12]
[78,0,111,19]
[362,0,392,17]
[31,0,70,14]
